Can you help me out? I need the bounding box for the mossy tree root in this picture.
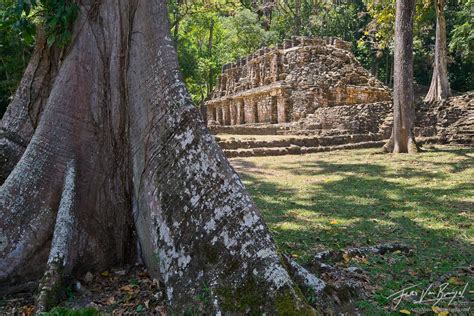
[280,244,413,313]
[383,133,419,153]
[35,162,78,314]
[313,243,411,264]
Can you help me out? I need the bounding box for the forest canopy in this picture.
[0,0,473,114]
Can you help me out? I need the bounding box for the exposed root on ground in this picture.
[35,259,66,313]
[313,243,411,263]
[283,255,326,301]
[382,134,420,153]
[382,136,395,153]
[432,264,474,287]
[35,162,78,313]
[283,243,412,313]
[0,265,166,315]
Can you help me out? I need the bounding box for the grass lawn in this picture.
[231,145,473,314]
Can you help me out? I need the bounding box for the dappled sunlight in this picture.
[233,146,472,312]
[231,145,473,275]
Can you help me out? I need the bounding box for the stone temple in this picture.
[206,36,391,127]
[205,36,473,157]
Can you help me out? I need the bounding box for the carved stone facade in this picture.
[206,36,391,127]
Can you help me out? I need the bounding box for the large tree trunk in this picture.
[424,0,451,102]
[0,29,61,184]
[384,0,418,153]
[0,1,316,314]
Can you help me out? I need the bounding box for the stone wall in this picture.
[294,101,392,135]
[414,92,473,144]
[206,36,391,127]
[209,93,473,147]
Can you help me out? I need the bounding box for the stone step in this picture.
[217,134,383,150]
[209,124,291,135]
[222,136,452,158]
[457,130,474,134]
[223,140,387,158]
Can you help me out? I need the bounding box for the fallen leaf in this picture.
[330,220,339,225]
[448,276,464,285]
[100,271,110,277]
[399,309,411,314]
[21,305,34,316]
[432,306,442,313]
[120,285,136,293]
[353,256,368,264]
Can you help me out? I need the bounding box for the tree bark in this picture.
[0,1,316,313]
[294,0,302,35]
[207,20,214,99]
[0,29,61,184]
[385,0,418,153]
[424,0,451,102]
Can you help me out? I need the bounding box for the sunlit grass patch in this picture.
[231,145,474,314]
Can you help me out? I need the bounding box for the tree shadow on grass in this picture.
[421,146,474,173]
[235,147,473,302]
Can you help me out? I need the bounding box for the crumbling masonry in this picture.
[206,37,391,127]
[205,37,472,157]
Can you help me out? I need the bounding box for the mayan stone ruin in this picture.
[206,36,391,128]
[205,36,473,157]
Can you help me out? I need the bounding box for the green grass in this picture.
[230,145,473,314]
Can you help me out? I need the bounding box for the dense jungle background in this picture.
[0,0,472,115]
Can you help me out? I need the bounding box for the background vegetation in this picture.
[0,0,473,114]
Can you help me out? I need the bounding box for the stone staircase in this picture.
[211,93,473,157]
[217,134,387,158]
[443,113,474,144]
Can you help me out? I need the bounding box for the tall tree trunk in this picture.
[207,20,214,99]
[385,50,391,85]
[0,1,318,314]
[384,0,418,153]
[172,0,183,42]
[294,0,302,35]
[424,0,451,102]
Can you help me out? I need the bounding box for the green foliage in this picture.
[2,0,79,48]
[449,0,474,60]
[308,3,362,43]
[0,0,34,114]
[39,0,79,48]
[447,0,474,92]
[0,0,78,115]
[173,1,276,104]
[222,9,278,57]
[0,0,472,118]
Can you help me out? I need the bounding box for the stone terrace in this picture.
[206,36,391,127]
[204,37,473,157]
